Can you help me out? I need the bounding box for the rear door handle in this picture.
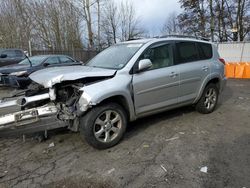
[170,72,178,78]
[202,66,209,71]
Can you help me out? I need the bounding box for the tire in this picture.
[195,83,219,114]
[80,103,127,149]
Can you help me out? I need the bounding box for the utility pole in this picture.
[209,0,214,42]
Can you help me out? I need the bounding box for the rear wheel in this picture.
[195,83,219,114]
[80,103,127,149]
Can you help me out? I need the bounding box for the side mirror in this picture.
[43,62,50,67]
[138,59,152,72]
[0,54,7,58]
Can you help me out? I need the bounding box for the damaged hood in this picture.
[29,65,116,88]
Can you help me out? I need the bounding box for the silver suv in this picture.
[0,37,226,149]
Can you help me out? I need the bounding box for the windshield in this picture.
[87,43,143,69]
[19,56,47,66]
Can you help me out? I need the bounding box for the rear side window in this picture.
[176,42,199,63]
[197,42,213,60]
[15,50,24,57]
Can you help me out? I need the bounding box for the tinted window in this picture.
[45,57,60,64]
[197,42,212,60]
[2,50,16,58]
[15,50,24,57]
[59,56,74,63]
[176,42,199,63]
[140,44,173,70]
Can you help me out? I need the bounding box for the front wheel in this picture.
[80,103,127,149]
[195,83,219,114]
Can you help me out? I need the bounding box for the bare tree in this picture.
[161,12,179,35]
[119,1,144,41]
[102,0,120,44]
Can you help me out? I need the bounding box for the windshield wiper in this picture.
[24,54,32,67]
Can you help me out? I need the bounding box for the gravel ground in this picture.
[0,79,250,188]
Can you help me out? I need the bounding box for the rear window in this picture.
[176,42,199,63]
[197,42,213,60]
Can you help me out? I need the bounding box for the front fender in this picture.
[78,74,136,121]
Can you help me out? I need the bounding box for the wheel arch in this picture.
[94,94,136,121]
[194,74,221,103]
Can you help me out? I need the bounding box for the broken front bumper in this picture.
[0,91,58,131]
[0,105,58,130]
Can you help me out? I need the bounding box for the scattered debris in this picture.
[0,171,8,178]
[48,142,55,148]
[143,144,150,148]
[22,134,26,142]
[200,166,208,173]
[107,168,115,174]
[165,137,179,142]
[160,165,167,172]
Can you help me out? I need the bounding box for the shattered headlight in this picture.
[78,92,92,112]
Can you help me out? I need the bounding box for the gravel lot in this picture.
[0,79,250,188]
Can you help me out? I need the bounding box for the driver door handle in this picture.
[202,66,209,71]
[170,72,178,78]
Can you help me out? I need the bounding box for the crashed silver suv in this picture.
[0,37,226,149]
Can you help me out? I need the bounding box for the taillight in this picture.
[219,58,226,65]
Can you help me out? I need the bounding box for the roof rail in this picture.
[155,35,210,41]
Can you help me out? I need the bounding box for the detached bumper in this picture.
[0,105,58,130]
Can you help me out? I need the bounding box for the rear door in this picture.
[132,42,180,115]
[176,41,212,103]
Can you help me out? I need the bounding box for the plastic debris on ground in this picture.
[48,142,55,148]
[200,166,208,173]
[165,137,179,142]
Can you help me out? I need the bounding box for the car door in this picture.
[175,41,211,103]
[132,42,180,115]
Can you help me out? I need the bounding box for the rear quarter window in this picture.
[197,42,213,60]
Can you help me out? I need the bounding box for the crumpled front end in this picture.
[0,75,109,132]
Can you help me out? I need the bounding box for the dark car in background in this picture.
[0,49,26,67]
[0,55,81,89]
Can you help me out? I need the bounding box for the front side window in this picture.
[140,43,173,70]
[87,43,143,70]
[176,42,199,63]
[59,56,74,64]
[45,57,60,64]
